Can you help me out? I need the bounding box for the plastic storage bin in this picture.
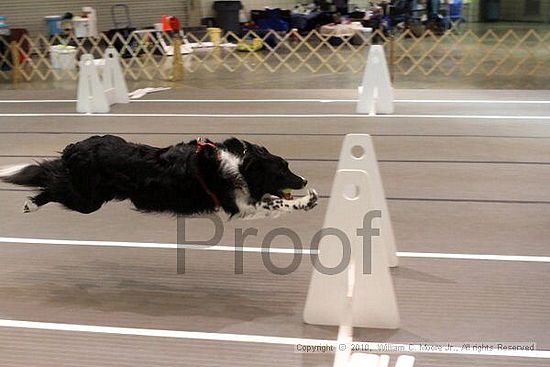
[0,16,10,71]
[50,45,77,70]
[0,16,9,35]
[45,15,62,36]
[72,17,89,37]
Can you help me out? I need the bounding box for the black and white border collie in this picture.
[0,135,318,219]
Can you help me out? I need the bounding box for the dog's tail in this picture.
[0,160,61,187]
[0,163,44,187]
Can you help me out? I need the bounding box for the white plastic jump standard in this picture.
[357,45,394,115]
[338,134,398,267]
[303,169,400,329]
[77,54,108,113]
[77,48,129,114]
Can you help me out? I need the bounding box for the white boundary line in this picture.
[0,319,548,359]
[1,113,550,120]
[0,98,549,104]
[398,252,550,262]
[1,237,550,263]
[0,236,313,254]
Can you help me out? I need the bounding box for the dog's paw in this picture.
[294,189,318,211]
[260,194,276,204]
[236,205,256,219]
[303,189,318,211]
[23,200,38,213]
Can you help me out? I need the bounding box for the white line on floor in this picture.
[1,113,550,119]
[0,99,549,104]
[0,319,548,359]
[1,237,549,263]
[398,252,550,262]
[0,236,313,254]
[396,99,550,104]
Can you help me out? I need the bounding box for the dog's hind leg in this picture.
[25,190,104,215]
[23,192,52,213]
[59,194,104,214]
[23,200,39,213]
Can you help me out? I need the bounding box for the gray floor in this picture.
[0,89,549,366]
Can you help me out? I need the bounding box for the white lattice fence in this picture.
[0,29,549,82]
[393,29,550,77]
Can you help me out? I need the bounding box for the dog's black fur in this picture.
[1,135,316,217]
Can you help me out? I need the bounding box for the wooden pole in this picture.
[389,35,395,83]
[170,35,184,81]
[10,41,21,84]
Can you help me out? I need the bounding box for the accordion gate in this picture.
[1,28,549,83]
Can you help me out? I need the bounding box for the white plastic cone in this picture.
[337,134,398,267]
[76,54,109,113]
[303,169,400,329]
[102,48,129,105]
[357,45,394,114]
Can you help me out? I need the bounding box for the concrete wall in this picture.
[498,0,550,22]
[465,0,481,22]
[5,0,546,36]
[1,0,192,35]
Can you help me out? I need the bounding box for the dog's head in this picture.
[223,138,308,202]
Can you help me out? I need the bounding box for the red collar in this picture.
[195,139,221,209]
[195,139,218,153]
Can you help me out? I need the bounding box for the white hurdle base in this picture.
[357,45,394,115]
[303,169,400,329]
[303,133,399,330]
[77,48,129,114]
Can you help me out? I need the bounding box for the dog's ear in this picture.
[241,155,267,201]
[243,154,260,172]
[223,137,247,157]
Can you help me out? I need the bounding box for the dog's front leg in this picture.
[237,189,318,220]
